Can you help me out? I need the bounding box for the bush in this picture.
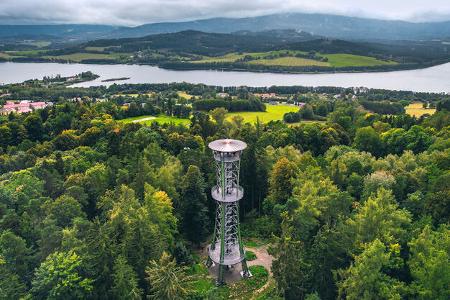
[245,250,257,261]
[360,100,405,115]
[284,111,301,123]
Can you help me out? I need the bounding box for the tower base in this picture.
[206,259,252,285]
[240,270,253,278]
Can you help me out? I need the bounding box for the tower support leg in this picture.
[216,264,225,286]
[205,256,213,268]
[240,259,252,278]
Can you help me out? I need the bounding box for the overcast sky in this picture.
[1,0,450,25]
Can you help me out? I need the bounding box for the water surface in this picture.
[1,62,449,92]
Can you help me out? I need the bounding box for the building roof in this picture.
[208,139,247,153]
[1,101,50,114]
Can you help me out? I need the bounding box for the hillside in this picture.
[111,13,450,41]
[47,31,450,72]
[2,30,449,73]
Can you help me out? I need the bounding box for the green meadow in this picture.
[193,50,396,68]
[225,104,300,124]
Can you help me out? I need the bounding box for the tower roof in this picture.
[208,139,247,153]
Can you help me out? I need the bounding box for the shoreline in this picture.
[1,58,447,75]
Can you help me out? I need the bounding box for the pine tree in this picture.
[112,255,142,300]
[270,214,310,299]
[146,252,194,300]
[180,165,210,244]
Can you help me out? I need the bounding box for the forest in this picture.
[0,81,449,299]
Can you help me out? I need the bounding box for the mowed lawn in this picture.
[118,115,190,126]
[226,104,300,124]
[405,102,436,117]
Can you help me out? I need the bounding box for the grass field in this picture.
[248,57,329,67]
[405,102,436,117]
[226,104,300,124]
[43,53,118,62]
[193,50,396,68]
[84,46,107,52]
[323,54,397,67]
[118,115,190,126]
[193,53,246,63]
[28,41,51,48]
[3,49,48,58]
[177,91,194,99]
[118,105,300,126]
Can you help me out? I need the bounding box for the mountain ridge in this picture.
[2,13,450,42]
[115,13,450,40]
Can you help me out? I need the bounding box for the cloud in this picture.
[0,0,449,25]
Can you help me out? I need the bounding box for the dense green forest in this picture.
[0,81,449,299]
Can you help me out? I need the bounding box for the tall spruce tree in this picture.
[180,165,210,244]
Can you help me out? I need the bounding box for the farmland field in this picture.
[225,104,300,123]
[43,52,129,62]
[248,57,329,67]
[405,102,436,117]
[192,51,396,68]
[192,53,246,63]
[84,46,108,52]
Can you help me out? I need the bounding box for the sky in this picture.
[1,0,450,26]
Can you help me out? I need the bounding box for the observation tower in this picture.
[206,139,251,285]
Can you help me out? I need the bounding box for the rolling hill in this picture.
[3,30,444,73]
[110,13,450,41]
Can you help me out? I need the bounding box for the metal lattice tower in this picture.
[206,139,252,285]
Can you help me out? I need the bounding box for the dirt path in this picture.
[246,245,273,274]
[251,277,275,300]
[246,245,275,300]
[132,116,155,123]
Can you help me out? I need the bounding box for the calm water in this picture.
[1,62,450,92]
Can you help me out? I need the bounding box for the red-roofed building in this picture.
[0,100,52,115]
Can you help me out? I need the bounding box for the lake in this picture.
[1,62,450,93]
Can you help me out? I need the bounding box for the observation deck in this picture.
[211,186,244,202]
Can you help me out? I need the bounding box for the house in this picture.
[254,93,278,100]
[216,92,229,98]
[293,102,306,107]
[0,100,52,115]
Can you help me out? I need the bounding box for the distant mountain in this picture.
[112,13,450,41]
[0,24,119,40]
[2,13,450,43]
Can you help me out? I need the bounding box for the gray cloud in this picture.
[0,0,450,25]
